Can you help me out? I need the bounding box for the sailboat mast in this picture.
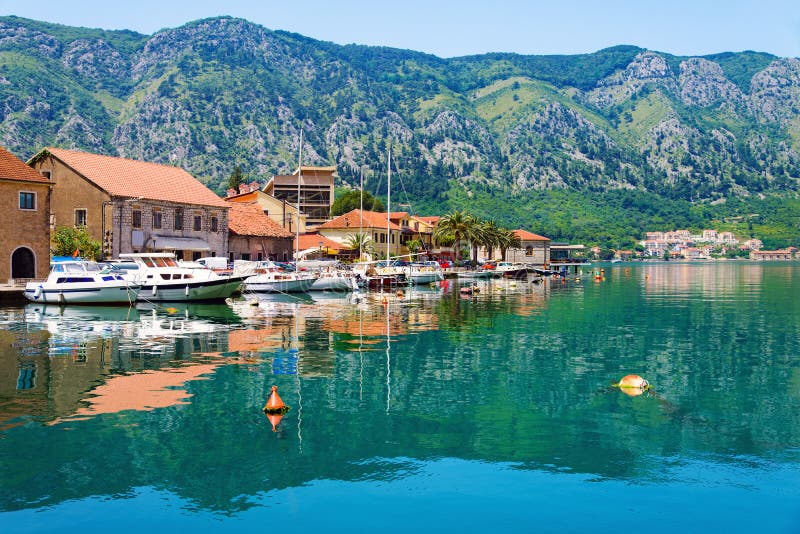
[386,149,391,262]
[296,130,302,261]
[359,167,363,261]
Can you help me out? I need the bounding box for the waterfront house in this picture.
[226,201,294,262]
[0,146,51,281]
[318,209,403,259]
[263,166,336,230]
[225,182,307,234]
[28,148,229,260]
[750,248,797,261]
[503,230,551,265]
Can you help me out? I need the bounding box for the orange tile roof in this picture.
[227,202,294,238]
[40,147,228,207]
[388,211,409,219]
[319,209,401,231]
[295,233,345,251]
[514,229,551,241]
[0,145,50,183]
[414,216,440,225]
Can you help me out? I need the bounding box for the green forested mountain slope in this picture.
[1,15,799,246]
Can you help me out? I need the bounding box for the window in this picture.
[19,192,36,210]
[75,209,87,227]
[132,210,142,229]
[211,216,218,232]
[193,215,202,231]
[174,208,183,230]
[241,253,251,261]
[152,210,162,229]
[41,171,51,180]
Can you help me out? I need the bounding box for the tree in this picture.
[51,226,101,261]
[331,190,385,216]
[228,165,244,191]
[406,238,424,257]
[498,229,521,261]
[434,211,476,264]
[344,232,376,260]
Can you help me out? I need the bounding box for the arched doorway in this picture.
[11,247,36,279]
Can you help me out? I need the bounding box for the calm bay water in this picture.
[1,262,798,532]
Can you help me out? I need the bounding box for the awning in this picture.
[146,236,211,251]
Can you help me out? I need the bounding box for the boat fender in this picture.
[185,285,189,296]
[152,285,157,297]
[33,286,42,299]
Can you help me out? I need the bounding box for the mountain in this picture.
[1,15,799,247]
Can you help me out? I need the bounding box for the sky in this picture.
[1,0,799,58]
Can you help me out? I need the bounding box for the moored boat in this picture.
[494,261,528,278]
[236,260,317,293]
[117,253,245,302]
[456,269,498,280]
[24,257,140,304]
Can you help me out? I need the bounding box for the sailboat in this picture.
[361,149,405,289]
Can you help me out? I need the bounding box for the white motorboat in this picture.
[404,262,445,285]
[494,261,529,278]
[310,270,359,291]
[456,269,498,280]
[24,258,140,304]
[235,260,317,293]
[117,253,245,302]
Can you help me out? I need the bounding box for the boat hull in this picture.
[139,276,245,301]
[24,283,140,304]
[243,275,316,293]
[310,275,358,292]
[456,270,498,280]
[408,271,444,285]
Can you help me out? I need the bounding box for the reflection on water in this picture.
[0,265,799,529]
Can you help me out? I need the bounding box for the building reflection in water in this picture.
[0,279,554,428]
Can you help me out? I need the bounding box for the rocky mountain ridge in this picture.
[1,15,799,215]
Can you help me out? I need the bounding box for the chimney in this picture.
[226,188,237,197]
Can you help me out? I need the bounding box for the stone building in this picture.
[0,145,51,281]
[505,230,551,265]
[29,148,229,260]
[226,202,295,262]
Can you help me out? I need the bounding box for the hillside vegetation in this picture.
[1,15,799,247]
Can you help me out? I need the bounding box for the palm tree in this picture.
[433,211,476,264]
[498,229,521,261]
[345,232,375,261]
[473,220,503,263]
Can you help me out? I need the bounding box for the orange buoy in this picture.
[382,295,389,305]
[395,289,404,298]
[266,412,284,432]
[263,385,287,413]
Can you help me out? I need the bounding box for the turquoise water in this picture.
[1,262,798,532]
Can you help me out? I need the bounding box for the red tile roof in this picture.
[514,229,550,241]
[295,233,346,251]
[414,216,440,225]
[227,202,294,238]
[0,145,50,184]
[388,211,409,219]
[40,147,228,207]
[319,209,401,231]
